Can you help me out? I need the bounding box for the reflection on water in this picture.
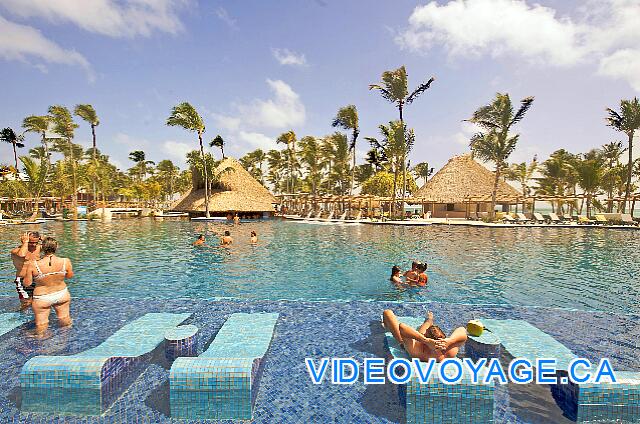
[1,219,638,314]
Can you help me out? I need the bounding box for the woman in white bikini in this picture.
[23,237,73,334]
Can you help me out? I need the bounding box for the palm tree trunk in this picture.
[350,148,356,196]
[399,104,406,220]
[491,166,500,219]
[12,142,18,170]
[198,131,210,218]
[623,131,633,213]
[68,140,78,220]
[91,124,98,210]
[392,159,398,218]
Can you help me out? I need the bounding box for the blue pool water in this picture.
[1,219,639,315]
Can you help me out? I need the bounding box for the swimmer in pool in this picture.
[220,231,233,246]
[250,231,258,244]
[404,261,420,285]
[382,309,467,362]
[390,266,403,285]
[193,234,206,246]
[416,262,428,287]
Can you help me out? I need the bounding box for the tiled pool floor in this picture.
[0,296,638,423]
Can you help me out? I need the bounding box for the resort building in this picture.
[171,157,276,218]
[414,155,522,218]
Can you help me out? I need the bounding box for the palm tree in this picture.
[412,162,434,185]
[505,156,538,212]
[331,105,359,195]
[22,115,51,169]
[298,136,322,195]
[572,150,604,217]
[156,159,180,201]
[601,141,626,211]
[166,102,210,217]
[535,150,575,214]
[467,93,535,219]
[210,135,225,158]
[266,149,286,193]
[74,104,100,206]
[128,150,155,181]
[0,128,25,170]
[20,155,48,218]
[369,66,435,214]
[606,97,640,213]
[276,130,297,193]
[48,105,80,219]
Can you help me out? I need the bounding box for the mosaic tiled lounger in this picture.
[20,312,191,415]
[483,319,640,423]
[0,312,29,337]
[170,312,279,420]
[385,317,495,424]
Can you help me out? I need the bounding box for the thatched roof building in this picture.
[171,158,276,215]
[414,155,521,218]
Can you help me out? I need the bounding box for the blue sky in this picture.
[1,0,639,172]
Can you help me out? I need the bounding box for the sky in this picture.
[1,0,639,173]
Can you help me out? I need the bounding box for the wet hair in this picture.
[250,231,257,237]
[425,325,445,340]
[224,231,231,236]
[41,237,58,256]
[411,261,419,269]
[29,231,41,239]
[417,262,428,272]
[198,234,205,240]
[391,265,401,276]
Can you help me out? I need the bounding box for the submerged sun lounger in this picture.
[21,312,190,415]
[0,312,29,337]
[170,312,279,420]
[483,319,640,423]
[384,317,495,424]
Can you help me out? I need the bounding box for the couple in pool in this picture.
[10,232,74,335]
[383,309,468,362]
[390,260,428,287]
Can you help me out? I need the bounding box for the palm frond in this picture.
[406,77,435,104]
[510,96,535,125]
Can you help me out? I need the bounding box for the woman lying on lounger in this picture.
[382,309,467,362]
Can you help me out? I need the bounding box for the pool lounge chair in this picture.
[578,215,595,225]
[532,212,546,223]
[170,312,279,420]
[502,214,516,223]
[21,312,191,415]
[594,214,608,225]
[0,312,29,338]
[621,214,638,226]
[548,213,562,224]
[483,318,640,423]
[515,212,530,223]
[384,317,495,424]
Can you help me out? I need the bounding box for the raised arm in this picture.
[65,259,74,279]
[10,233,30,258]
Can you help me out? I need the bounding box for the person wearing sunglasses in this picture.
[10,232,41,309]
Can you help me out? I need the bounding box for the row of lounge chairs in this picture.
[498,212,638,226]
[6,310,640,423]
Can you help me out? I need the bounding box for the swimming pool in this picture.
[1,219,639,315]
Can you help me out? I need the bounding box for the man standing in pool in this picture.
[220,230,233,246]
[10,232,41,309]
[404,261,420,285]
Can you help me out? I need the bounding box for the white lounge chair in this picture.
[516,213,530,223]
[548,213,561,224]
[532,212,545,223]
[621,214,637,226]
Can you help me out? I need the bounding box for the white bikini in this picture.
[32,258,69,306]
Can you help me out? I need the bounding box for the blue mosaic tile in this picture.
[0,297,637,423]
[0,312,29,337]
[170,312,278,420]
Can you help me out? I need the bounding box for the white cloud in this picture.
[397,0,585,66]
[453,122,479,146]
[272,48,307,67]
[0,0,188,38]
[237,131,278,151]
[598,49,640,91]
[114,132,150,148]
[212,113,241,131]
[0,14,93,79]
[162,140,193,162]
[238,79,306,129]
[396,0,640,90]
[214,6,237,29]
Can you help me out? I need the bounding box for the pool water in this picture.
[1,219,639,315]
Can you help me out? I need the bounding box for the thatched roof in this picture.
[171,158,276,213]
[413,155,521,203]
